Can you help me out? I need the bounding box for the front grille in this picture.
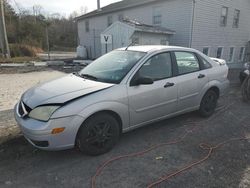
[18,101,32,118]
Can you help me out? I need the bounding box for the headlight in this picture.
[244,63,250,69]
[29,106,60,121]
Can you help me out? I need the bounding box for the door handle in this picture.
[198,74,205,79]
[164,82,175,88]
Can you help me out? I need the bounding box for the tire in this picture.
[76,113,120,156]
[199,90,218,117]
[241,75,250,102]
[239,72,247,84]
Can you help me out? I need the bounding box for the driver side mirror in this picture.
[131,77,154,86]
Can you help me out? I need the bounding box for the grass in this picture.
[0,56,41,63]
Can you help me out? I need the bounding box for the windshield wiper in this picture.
[80,74,98,81]
[73,72,80,77]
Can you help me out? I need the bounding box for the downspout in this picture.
[189,0,196,48]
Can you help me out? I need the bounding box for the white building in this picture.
[101,19,175,55]
[77,0,250,67]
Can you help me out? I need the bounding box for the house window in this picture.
[85,20,89,32]
[107,15,113,26]
[233,9,240,28]
[153,7,162,25]
[229,47,235,62]
[202,47,210,56]
[220,7,228,27]
[118,14,124,21]
[239,47,245,61]
[216,47,223,58]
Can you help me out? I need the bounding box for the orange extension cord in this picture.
[91,104,249,188]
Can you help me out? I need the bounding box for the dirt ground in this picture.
[0,70,66,111]
[0,69,66,145]
[0,67,250,188]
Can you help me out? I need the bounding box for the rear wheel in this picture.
[76,113,120,156]
[199,90,218,117]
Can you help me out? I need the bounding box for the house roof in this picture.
[76,0,165,20]
[122,19,175,35]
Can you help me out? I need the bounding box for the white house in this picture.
[77,0,250,67]
[100,19,175,55]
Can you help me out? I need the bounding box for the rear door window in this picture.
[174,52,200,75]
[199,56,212,69]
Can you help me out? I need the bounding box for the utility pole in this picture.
[0,25,4,57]
[45,24,50,60]
[0,0,10,58]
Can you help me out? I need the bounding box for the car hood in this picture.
[21,74,114,109]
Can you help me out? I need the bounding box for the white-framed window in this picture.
[118,14,124,21]
[107,15,113,26]
[229,47,235,62]
[220,6,228,27]
[233,9,240,28]
[85,20,89,32]
[216,47,224,58]
[239,47,245,61]
[153,7,162,25]
[202,47,210,56]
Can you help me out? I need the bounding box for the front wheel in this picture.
[199,90,218,117]
[76,113,120,156]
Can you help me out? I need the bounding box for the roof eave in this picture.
[134,29,176,35]
[76,0,165,21]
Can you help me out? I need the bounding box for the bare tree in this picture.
[33,5,42,16]
[33,5,43,23]
[69,6,88,19]
[80,6,88,15]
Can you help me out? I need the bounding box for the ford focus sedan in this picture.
[14,46,229,155]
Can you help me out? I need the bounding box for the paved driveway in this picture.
[0,85,250,188]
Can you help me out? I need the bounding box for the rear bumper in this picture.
[14,103,84,151]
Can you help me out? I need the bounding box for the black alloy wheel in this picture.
[199,90,218,117]
[76,113,120,156]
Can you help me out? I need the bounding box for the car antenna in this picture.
[125,42,135,51]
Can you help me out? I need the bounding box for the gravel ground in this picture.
[0,70,66,111]
[0,67,249,188]
[0,69,66,144]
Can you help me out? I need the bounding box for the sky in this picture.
[10,0,121,17]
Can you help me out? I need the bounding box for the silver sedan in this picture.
[14,46,229,155]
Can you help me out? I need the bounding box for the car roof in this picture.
[118,45,194,53]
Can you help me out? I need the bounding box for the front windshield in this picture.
[79,50,146,84]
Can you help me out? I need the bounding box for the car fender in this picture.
[198,80,221,103]
[77,101,130,131]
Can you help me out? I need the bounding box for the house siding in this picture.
[132,32,170,46]
[78,0,250,63]
[77,0,193,59]
[101,22,135,54]
[191,0,250,64]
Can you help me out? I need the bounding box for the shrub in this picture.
[9,44,43,57]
